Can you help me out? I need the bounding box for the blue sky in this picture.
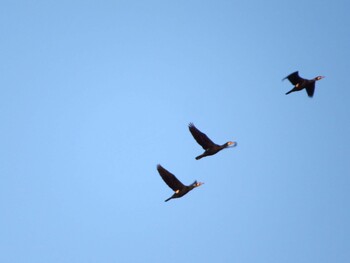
[1,0,349,262]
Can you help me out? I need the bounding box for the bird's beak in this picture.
[229,141,238,147]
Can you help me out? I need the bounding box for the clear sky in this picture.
[1,0,349,262]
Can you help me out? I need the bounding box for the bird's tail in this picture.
[195,155,203,160]
[165,197,172,202]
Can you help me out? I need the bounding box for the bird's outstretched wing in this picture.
[305,83,315,97]
[188,123,216,150]
[283,71,303,85]
[157,165,184,191]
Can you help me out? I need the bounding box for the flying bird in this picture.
[283,71,325,97]
[157,164,203,202]
[188,123,237,160]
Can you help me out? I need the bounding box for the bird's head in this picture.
[192,181,204,188]
[315,76,325,81]
[226,141,238,148]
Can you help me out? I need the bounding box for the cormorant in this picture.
[157,164,203,202]
[283,71,324,97]
[188,123,237,160]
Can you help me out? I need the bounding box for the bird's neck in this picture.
[220,143,229,149]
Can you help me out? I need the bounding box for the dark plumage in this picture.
[283,71,324,97]
[157,164,203,202]
[188,123,237,160]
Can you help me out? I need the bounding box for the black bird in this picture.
[157,164,203,202]
[188,123,237,160]
[283,71,325,97]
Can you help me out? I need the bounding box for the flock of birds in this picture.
[156,71,325,202]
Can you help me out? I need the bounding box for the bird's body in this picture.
[188,123,237,160]
[157,164,203,202]
[283,71,324,97]
[194,144,230,160]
